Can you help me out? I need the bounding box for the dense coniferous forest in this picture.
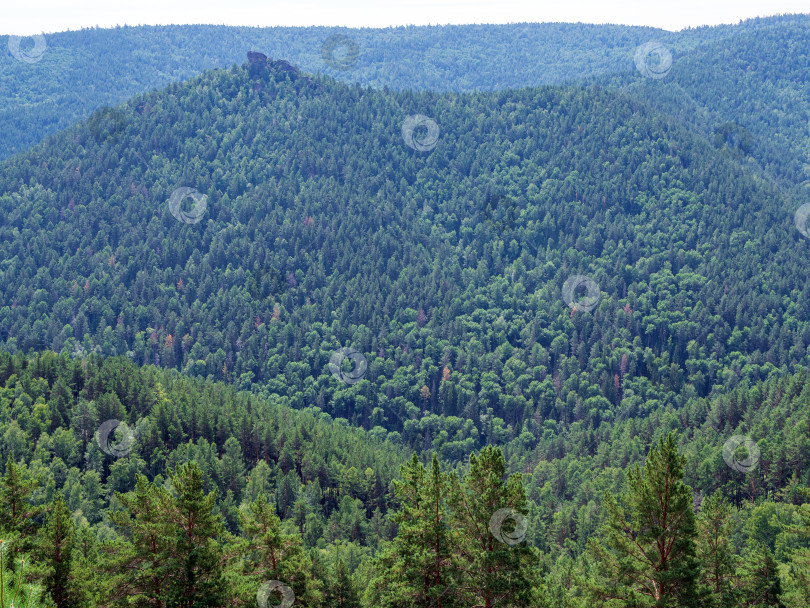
[2,14,810,159]
[1,13,810,608]
[2,50,809,458]
[0,351,808,606]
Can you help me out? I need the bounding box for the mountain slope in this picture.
[0,348,808,606]
[1,57,807,463]
[3,14,809,159]
[596,20,810,197]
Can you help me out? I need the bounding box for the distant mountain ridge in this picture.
[2,14,809,159]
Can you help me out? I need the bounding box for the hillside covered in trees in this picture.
[597,21,810,198]
[2,14,809,159]
[0,351,807,607]
[2,51,810,462]
[2,13,810,608]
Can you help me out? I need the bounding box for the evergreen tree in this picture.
[104,464,226,608]
[330,560,360,608]
[366,452,457,608]
[33,495,83,608]
[588,433,700,607]
[448,446,537,608]
[737,543,785,608]
[0,457,39,539]
[163,462,227,608]
[238,495,322,607]
[0,538,42,608]
[218,437,246,499]
[780,489,810,607]
[696,493,739,607]
[104,475,174,608]
[423,455,454,608]
[71,527,101,608]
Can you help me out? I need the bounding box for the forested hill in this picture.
[596,21,810,196]
[3,14,810,158]
[0,350,808,606]
[0,349,409,528]
[1,55,808,467]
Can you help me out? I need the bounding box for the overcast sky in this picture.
[4,0,808,35]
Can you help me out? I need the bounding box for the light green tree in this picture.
[588,434,700,607]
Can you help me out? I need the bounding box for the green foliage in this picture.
[368,448,538,607]
[32,495,83,608]
[104,463,227,607]
[0,457,40,541]
[0,20,696,159]
[737,543,786,608]
[5,41,810,471]
[780,490,810,608]
[0,352,807,606]
[696,493,738,607]
[163,462,227,607]
[448,447,537,606]
[329,559,361,608]
[4,15,810,162]
[366,453,457,607]
[588,433,700,607]
[236,495,322,607]
[0,539,42,608]
[4,18,810,603]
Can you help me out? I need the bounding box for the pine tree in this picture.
[366,452,457,608]
[737,543,785,608]
[385,452,430,607]
[588,433,700,607]
[33,495,83,608]
[238,495,322,607]
[48,377,73,431]
[448,446,536,608]
[71,526,100,608]
[104,475,174,608]
[781,489,810,607]
[696,493,739,607]
[0,457,39,539]
[423,454,454,608]
[163,462,227,608]
[104,464,226,608]
[0,539,42,608]
[330,560,360,608]
[218,437,246,498]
